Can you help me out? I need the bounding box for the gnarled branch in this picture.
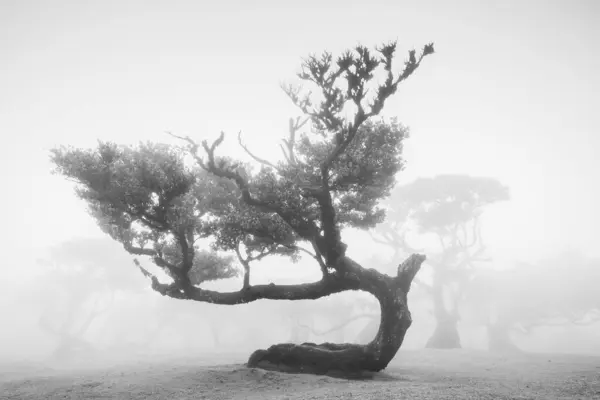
[134,253,426,305]
[237,131,281,172]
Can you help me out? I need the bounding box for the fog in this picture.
[1,0,599,375]
[3,235,598,372]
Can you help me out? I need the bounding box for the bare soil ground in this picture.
[1,349,599,399]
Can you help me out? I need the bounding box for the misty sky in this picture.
[1,0,598,281]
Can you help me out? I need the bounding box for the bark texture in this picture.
[246,254,425,377]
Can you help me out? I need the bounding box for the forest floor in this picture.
[1,349,599,399]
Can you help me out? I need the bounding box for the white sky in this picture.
[1,0,598,281]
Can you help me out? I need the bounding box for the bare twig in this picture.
[281,117,309,165]
[237,131,281,171]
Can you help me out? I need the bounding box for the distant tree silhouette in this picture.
[370,174,509,348]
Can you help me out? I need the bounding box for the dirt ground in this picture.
[1,349,599,399]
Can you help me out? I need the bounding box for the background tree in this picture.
[33,237,146,363]
[370,174,509,348]
[464,250,600,353]
[50,40,434,376]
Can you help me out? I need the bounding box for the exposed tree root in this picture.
[247,342,382,379]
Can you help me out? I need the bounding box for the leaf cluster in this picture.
[49,40,435,302]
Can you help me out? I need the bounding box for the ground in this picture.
[1,349,599,399]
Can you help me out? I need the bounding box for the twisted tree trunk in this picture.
[247,254,425,377]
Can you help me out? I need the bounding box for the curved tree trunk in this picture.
[246,254,425,377]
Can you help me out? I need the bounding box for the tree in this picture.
[465,251,600,353]
[34,237,146,362]
[371,174,509,348]
[50,41,434,376]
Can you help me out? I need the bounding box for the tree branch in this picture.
[126,244,181,283]
[371,228,424,256]
[282,42,434,268]
[280,241,328,277]
[133,253,426,305]
[130,209,169,231]
[123,243,156,257]
[307,239,329,278]
[237,131,281,171]
[314,181,346,264]
[174,226,194,288]
[281,117,309,165]
[396,254,427,293]
[138,263,356,303]
[172,132,323,248]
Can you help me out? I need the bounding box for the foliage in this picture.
[50,40,434,304]
[50,142,241,285]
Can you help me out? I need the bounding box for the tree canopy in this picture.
[50,40,435,375]
[51,41,433,305]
